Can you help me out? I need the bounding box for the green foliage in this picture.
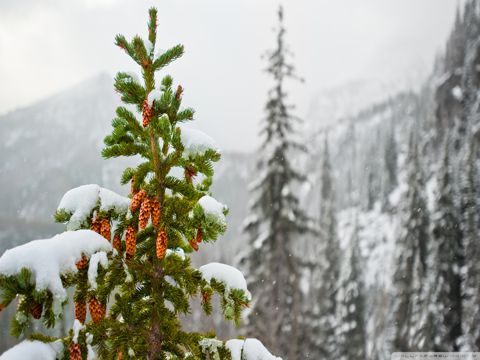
[0,7,254,359]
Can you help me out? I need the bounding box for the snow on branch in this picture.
[0,230,112,300]
[225,338,282,360]
[178,124,219,157]
[57,184,129,230]
[0,340,63,360]
[199,262,251,300]
[197,195,228,228]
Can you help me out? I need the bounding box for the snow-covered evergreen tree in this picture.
[431,139,464,352]
[335,216,367,360]
[382,123,398,210]
[0,9,281,360]
[460,139,480,351]
[301,137,339,359]
[391,134,430,352]
[242,6,311,359]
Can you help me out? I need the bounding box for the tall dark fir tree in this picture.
[391,134,430,352]
[431,139,464,351]
[460,138,480,350]
[242,6,311,359]
[335,216,367,360]
[301,137,340,359]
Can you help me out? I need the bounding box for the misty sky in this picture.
[0,0,459,151]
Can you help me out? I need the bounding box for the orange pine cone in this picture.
[189,238,199,251]
[113,234,122,250]
[156,228,168,259]
[91,218,101,234]
[0,303,4,313]
[74,301,87,324]
[130,178,136,195]
[125,225,137,257]
[139,197,152,229]
[30,301,43,319]
[195,228,203,244]
[88,296,106,323]
[175,85,183,101]
[69,342,82,360]
[151,198,161,229]
[76,256,88,270]
[142,99,153,127]
[130,189,146,212]
[116,351,124,360]
[201,291,211,304]
[100,218,111,240]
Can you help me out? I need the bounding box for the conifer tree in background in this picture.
[242,6,311,359]
[431,140,464,352]
[460,139,480,351]
[301,137,340,359]
[0,8,281,360]
[391,135,430,352]
[335,216,367,360]
[382,123,398,209]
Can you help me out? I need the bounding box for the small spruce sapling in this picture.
[0,8,281,360]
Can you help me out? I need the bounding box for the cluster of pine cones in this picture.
[129,188,165,259]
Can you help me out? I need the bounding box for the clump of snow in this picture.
[72,319,83,343]
[58,184,99,230]
[178,125,219,157]
[199,338,223,358]
[198,195,227,226]
[225,339,244,359]
[99,187,129,214]
[166,248,186,260]
[452,85,463,100]
[225,338,282,360]
[0,230,112,300]
[147,90,162,106]
[57,185,129,230]
[0,340,63,360]
[88,251,108,290]
[199,262,251,300]
[86,333,96,360]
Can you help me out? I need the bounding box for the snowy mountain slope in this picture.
[0,74,253,256]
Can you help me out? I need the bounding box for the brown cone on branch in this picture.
[130,178,136,195]
[139,197,152,229]
[195,228,203,244]
[156,228,168,259]
[142,99,153,127]
[125,225,137,257]
[88,296,106,323]
[151,198,161,229]
[30,301,43,319]
[100,218,111,240]
[189,228,203,251]
[74,301,87,324]
[91,218,101,234]
[116,351,124,360]
[113,234,122,250]
[76,256,88,270]
[184,166,197,183]
[0,303,4,313]
[189,238,199,251]
[175,85,183,101]
[130,189,146,212]
[69,343,82,360]
[201,291,211,305]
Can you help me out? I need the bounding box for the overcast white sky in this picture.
[0,0,459,151]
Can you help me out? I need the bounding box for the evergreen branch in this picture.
[153,44,184,71]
